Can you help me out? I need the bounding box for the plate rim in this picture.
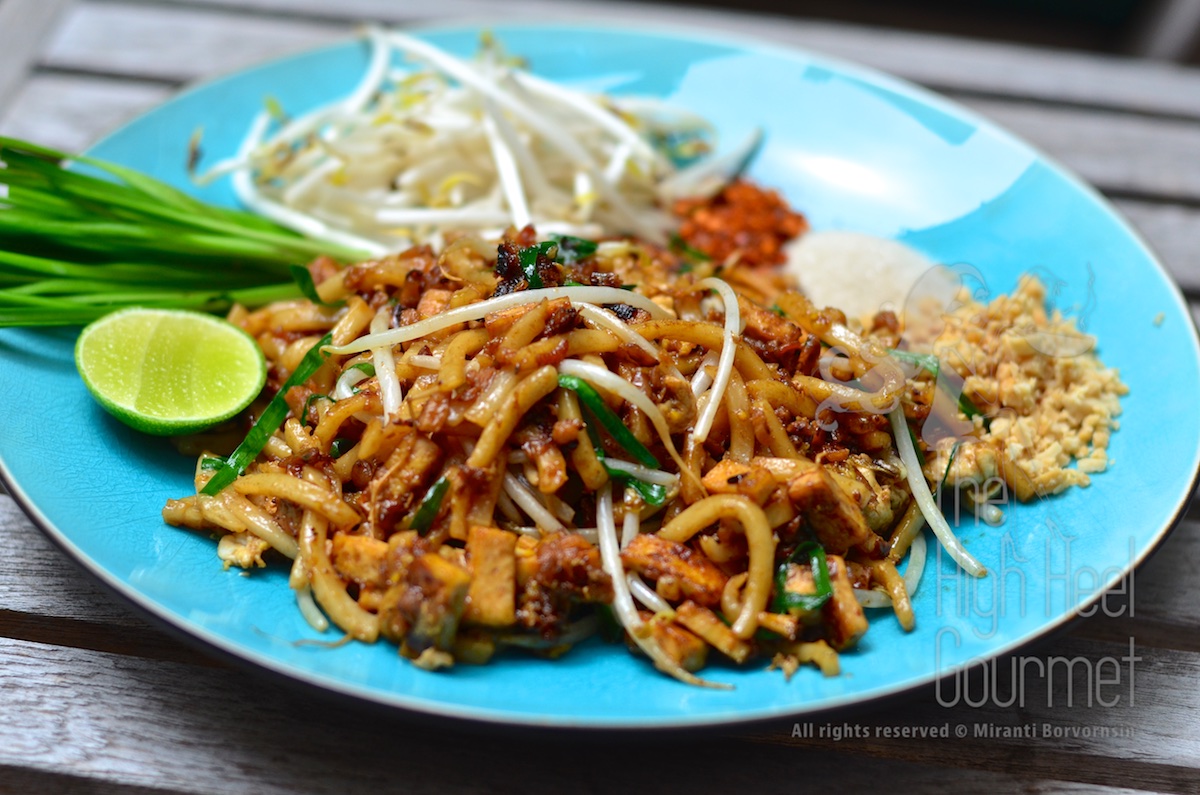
[5,19,1200,730]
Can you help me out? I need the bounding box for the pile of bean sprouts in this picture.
[196,27,740,257]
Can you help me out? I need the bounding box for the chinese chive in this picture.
[772,540,833,613]
[289,264,341,306]
[602,462,668,506]
[549,234,598,266]
[201,332,332,495]
[410,476,450,534]
[557,373,658,468]
[517,241,557,289]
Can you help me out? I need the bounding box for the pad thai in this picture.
[155,31,1125,687]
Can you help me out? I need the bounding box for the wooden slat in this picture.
[0,632,1171,795]
[0,498,152,626]
[0,0,73,113]
[42,1,347,83]
[1083,511,1200,652]
[1119,516,1200,633]
[767,15,1200,121]
[0,72,172,152]
[1114,199,1200,295]
[0,499,219,664]
[166,0,1200,119]
[0,767,190,795]
[961,97,1200,204]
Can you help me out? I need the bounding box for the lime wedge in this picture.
[75,307,267,436]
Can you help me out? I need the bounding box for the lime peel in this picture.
[75,307,267,436]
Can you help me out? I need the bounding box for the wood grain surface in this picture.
[1,1,1198,793]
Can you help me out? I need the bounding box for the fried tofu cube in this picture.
[331,534,389,589]
[638,612,708,672]
[780,553,866,648]
[674,601,753,663]
[823,555,868,650]
[464,525,517,627]
[788,465,883,556]
[701,459,778,506]
[416,288,453,320]
[621,534,728,608]
[378,552,471,655]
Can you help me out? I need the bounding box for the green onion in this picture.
[518,237,599,285]
[202,332,332,495]
[263,96,289,124]
[557,373,658,468]
[0,137,368,327]
[585,424,667,506]
[957,390,989,428]
[888,349,939,374]
[772,541,833,613]
[330,438,353,458]
[410,476,450,534]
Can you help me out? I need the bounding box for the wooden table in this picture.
[2,1,1199,792]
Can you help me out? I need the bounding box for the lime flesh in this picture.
[75,307,267,436]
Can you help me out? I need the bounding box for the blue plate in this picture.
[3,23,1198,729]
